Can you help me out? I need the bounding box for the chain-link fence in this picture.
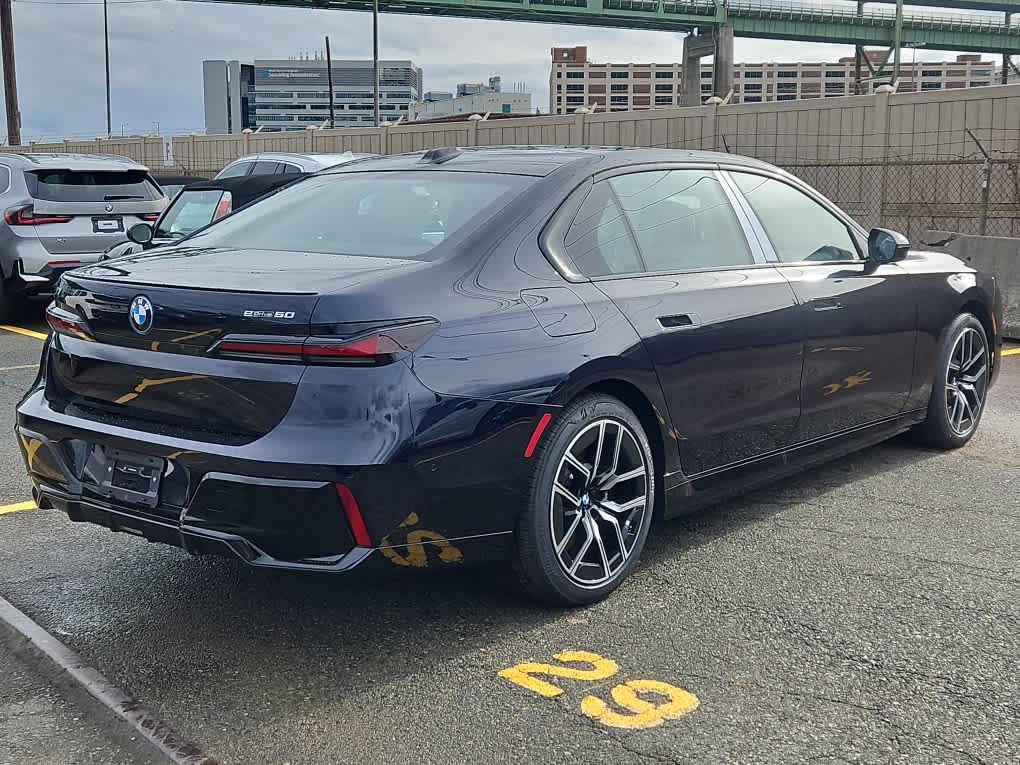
[783,157,1020,241]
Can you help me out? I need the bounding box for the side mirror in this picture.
[868,228,909,264]
[127,222,153,245]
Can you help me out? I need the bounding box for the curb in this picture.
[0,594,218,765]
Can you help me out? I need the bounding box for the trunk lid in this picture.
[47,247,424,442]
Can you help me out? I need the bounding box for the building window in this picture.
[654,84,673,93]
[566,96,585,104]
[610,95,628,104]
[777,82,797,92]
[654,95,673,105]
[556,72,562,79]
[610,71,629,79]
[701,70,713,79]
[921,70,943,77]
[258,115,295,122]
[970,81,990,87]
[336,92,374,99]
[256,103,306,110]
[556,84,562,93]
[777,94,796,101]
[971,69,991,77]
[825,70,846,78]
[701,83,712,92]
[922,81,942,89]
[257,91,295,98]
[566,72,584,80]
[743,95,762,102]
[743,83,761,93]
[611,83,628,92]
[743,70,763,79]
[566,84,584,92]
[655,71,674,79]
[296,91,324,98]
[777,71,798,78]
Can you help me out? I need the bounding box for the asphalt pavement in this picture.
[1,301,1018,765]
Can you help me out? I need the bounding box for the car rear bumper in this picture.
[16,373,537,572]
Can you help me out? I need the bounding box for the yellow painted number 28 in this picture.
[498,651,699,730]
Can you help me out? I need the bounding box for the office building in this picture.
[550,46,998,114]
[410,76,532,121]
[203,57,423,133]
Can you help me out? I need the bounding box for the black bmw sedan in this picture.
[17,147,1002,605]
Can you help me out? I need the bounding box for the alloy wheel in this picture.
[549,419,650,588]
[945,326,988,437]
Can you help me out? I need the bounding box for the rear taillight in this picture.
[4,205,72,226]
[212,191,233,221]
[140,213,160,222]
[45,304,94,341]
[212,320,438,365]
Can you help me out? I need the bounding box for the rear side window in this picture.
[563,169,753,277]
[731,172,859,263]
[277,163,301,175]
[154,190,225,239]
[251,161,282,175]
[26,170,161,202]
[186,171,535,259]
[0,165,10,193]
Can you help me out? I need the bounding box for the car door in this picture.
[725,170,917,444]
[561,166,805,478]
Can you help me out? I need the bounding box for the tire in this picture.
[0,279,23,324]
[514,395,655,606]
[914,313,989,450]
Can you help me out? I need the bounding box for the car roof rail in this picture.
[419,147,462,165]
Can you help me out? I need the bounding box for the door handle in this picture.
[812,301,844,312]
[658,314,696,329]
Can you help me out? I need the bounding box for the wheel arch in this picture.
[959,297,997,378]
[575,378,671,523]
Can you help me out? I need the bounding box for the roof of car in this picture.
[323,146,779,178]
[225,151,377,168]
[0,152,148,172]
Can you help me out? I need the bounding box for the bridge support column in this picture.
[680,30,717,107]
[714,24,734,100]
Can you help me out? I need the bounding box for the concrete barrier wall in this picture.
[925,230,1020,340]
[6,83,1020,237]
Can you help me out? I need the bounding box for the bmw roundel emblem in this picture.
[105,203,114,212]
[129,295,154,335]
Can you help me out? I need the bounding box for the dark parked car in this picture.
[103,174,306,259]
[17,147,1002,605]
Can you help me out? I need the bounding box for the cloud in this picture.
[3,0,981,141]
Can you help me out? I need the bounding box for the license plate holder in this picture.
[92,215,124,234]
[96,448,164,508]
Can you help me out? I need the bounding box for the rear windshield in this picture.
[26,169,162,202]
[186,171,534,259]
[155,190,225,239]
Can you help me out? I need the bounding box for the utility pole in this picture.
[1004,14,1012,86]
[1,0,21,146]
[103,0,112,138]
[325,35,336,129]
[373,0,380,128]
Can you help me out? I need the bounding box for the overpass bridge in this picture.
[199,0,1020,52]
[193,0,1020,106]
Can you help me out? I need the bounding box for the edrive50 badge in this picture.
[129,295,154,335]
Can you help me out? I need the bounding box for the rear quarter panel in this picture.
[895,250,1001,408]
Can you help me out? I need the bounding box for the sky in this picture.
[2,0,990,142]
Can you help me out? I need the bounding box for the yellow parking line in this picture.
[0,325,47,341]
[0,501,36,515]
[1003,347,1020,357]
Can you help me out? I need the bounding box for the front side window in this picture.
[217,161,253,179]
[562,170,754,277]
[155,190,226,239]
[731,172,858,263]
[186,171,534,260]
